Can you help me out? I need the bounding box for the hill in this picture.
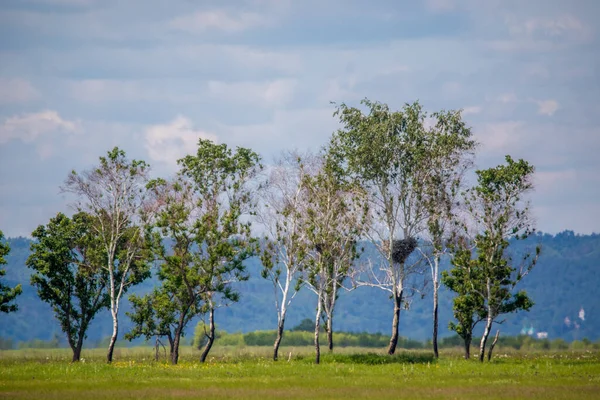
[0,231,598,345]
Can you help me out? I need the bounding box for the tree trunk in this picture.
[200,307,215,363]
[326,316,333,352]
[106,309,118,363]
[464,335,471,360]
[479,315,493,362]
[487,330,500,362]
[387,290,403,355]
[273,317,285,361]
[314,297,322,364]
[72,332,85,362]
[171,329,182,365]
[432,281,439,358]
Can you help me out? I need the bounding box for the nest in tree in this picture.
[389,237,417,264]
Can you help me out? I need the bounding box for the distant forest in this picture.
[1,230,598,346]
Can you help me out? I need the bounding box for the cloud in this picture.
[536,99,559,116]
[144,116,218,168]
[518,15,591,41]
[169,10,270,34]
[462,106,482,115]
[0,78,40,104]
[0,110,79,158]
[474,121,524,156]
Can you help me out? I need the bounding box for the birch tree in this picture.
[0,230,21,314]
[330,99,431,354]
[62,147,152,363]
[258,151,314,361]
[302,156,368,364]
[419,109,476,358]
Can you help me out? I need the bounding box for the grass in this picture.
[1,346,599,399]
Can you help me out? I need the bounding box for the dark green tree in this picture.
[441,237,485,359]
[0,230,22,313]
[447,156,539,362]
[177,139,261,363]
[27,213,110,362]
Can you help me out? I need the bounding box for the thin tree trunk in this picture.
[479,315,493,362]
[464,335,471,360]
[432,280,439,358]
[106,308,118,363]
[200,307,215,363]
[314,296,322,364]
[155,336,160,362]
[326,315,333,352]
[479,279,493,362]
[273,317,285,361]
[387,290,403,355]
[487,330,500,362]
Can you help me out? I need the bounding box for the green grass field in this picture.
[1,346,599,399]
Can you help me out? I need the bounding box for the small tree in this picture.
[62,147,153,363]
[126,284,199,363]
[27,213,110,362]
[441,237,485,359]
[258,151,314,361]
[177,139,261,363]
[0,230,22,313]
[447,156,539,362]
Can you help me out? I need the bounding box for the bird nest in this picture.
[384,237,417,264]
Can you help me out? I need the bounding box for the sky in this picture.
[0,0,599,237]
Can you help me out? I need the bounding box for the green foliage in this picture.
[145,139,262,362]
[0,230,22,313]
[27,213,110,360]
[444,156,539,359]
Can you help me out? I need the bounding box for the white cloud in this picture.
[169,10,270,34]
[0,111,79,158]
[144,116,218,168]
[462,106,482,115]
[520,15,591,41]
[536,99,559,116]
[0,78,40,104]
[208,79,297,107]
[0,110,77,143]
[474,121,523,156]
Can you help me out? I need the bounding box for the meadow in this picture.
[1,346,599,399]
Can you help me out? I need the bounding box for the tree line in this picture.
[0,99,539,365]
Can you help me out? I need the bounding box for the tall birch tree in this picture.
[62,147,152,363]
[330,99,431,354]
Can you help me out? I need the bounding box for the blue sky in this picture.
[0,0,599,236]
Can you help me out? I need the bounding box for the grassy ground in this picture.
[1,346,599,399]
